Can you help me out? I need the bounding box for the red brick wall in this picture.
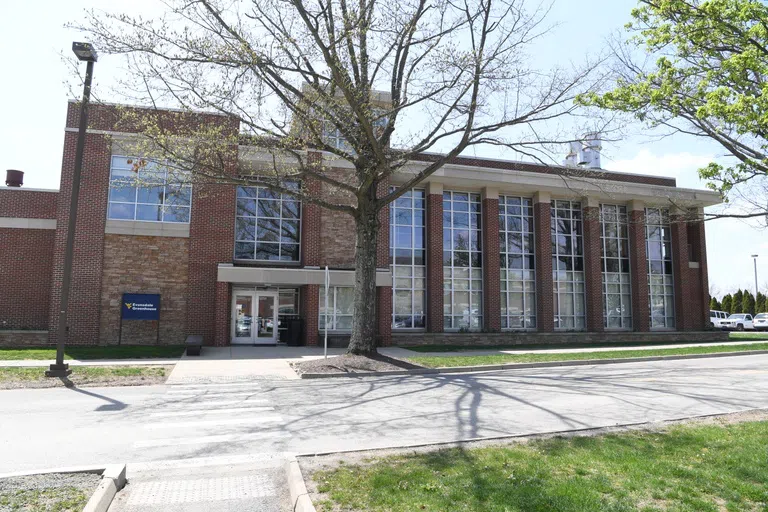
[99,234,189,344]
[670,214,708,331]
[302,284,320,346]
[377,286,392,346]
[426,192,444,332]
[0,228,55,329]
[319,167,357,268]
[187,183,237,345]
[582,206,604,332]
[534,200,554,332]
[628,209,650,332]
[214,281,231,346]
[48,131,112,345]
[0,189,58,218]
[482,196,501,332]
[301,154,323,267]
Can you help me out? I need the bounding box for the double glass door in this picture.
[232,291,278,345]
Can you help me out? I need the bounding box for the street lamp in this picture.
[752,254,759,299]
[46,42,98,378]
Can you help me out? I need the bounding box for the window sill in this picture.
[105,219,190,238]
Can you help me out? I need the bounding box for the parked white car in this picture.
[754,313,768,331]
[720,313,754,331]
[709,310,729,328]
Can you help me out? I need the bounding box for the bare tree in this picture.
[74,0,604,355]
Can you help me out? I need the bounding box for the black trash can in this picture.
[285,317,304,346]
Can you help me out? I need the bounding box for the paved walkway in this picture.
[166,346,347,383]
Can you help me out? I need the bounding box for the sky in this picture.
[0,0,766,298]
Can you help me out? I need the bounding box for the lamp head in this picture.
[72,42,98,62]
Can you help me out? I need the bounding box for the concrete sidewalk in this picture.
[380,338,768,359]
[166,345,347,383]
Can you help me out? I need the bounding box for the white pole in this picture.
[324,265,329,359]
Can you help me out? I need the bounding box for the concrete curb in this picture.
[0,464,125,512]
[82,464,127,512]
[285,455,316,512]
[299,349,768,379]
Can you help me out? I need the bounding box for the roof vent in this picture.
[5,170,23,187]
[579,133,601,169]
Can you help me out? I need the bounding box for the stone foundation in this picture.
[0,330,50,347]
[392,330,730,347]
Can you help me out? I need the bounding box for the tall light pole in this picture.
[47,43,98,378]
[752,254,759,299]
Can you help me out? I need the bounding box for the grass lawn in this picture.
[0,365,172,389]
[407,341,768,369]
[0,345,185,361]
[312,420,768,512]
[0,486,90,512]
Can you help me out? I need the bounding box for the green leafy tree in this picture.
[581,0,768,221]
[742,290,756,316]
[755,291,766,314]
[732,289,744,314]
[721,294,733,314]
[709,296,721,311]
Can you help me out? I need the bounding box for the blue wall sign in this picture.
[121,293,161,321]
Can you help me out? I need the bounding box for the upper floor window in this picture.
[443,191,482,330]
[600,204,632,330]
[390,189,426,329]
[551,200,585,331]
[645,207,675,329]
[108,156,191,223]
[499,196,536,330]
[235,184,301,261]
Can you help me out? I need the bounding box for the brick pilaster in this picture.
[301,152,323,267]
[670,210,691,331]
[49,126,112,345]
[377,286,393,346]
[303,284,320,346]
[214,281,230,346]
[482,190,501,332]
[425,183,444,333]
[533,193,554,332]
[692,211,710,330]
[628,204,650,331]
[582,203,604,332]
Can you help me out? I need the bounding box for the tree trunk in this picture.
[347,207,380,356]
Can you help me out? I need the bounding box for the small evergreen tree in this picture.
[732,289,744,314]
[742,291,756,316]
[709,297,722,311]
[721,294,733,314]
[755,292,766,314]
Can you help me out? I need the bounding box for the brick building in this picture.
[0,101,724,347]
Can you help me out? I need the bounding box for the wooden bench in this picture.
[185,335,203,356]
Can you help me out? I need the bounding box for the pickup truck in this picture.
[720,314,754,331]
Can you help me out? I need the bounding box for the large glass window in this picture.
[319,286,354,331]
[443,191,482,330]
[645,207,675,329]
[390,189,426,329]
[108,156,191,223]
[601,204,632,329]
[235,184,301,261]
[551,200,586,330]
[499,196,536,330]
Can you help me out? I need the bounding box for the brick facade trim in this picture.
[426,192,444,333]
[628,209,650,332]
[533,200,554,332]
[482,197,501,332]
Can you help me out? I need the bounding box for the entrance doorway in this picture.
[231,291,279,345]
